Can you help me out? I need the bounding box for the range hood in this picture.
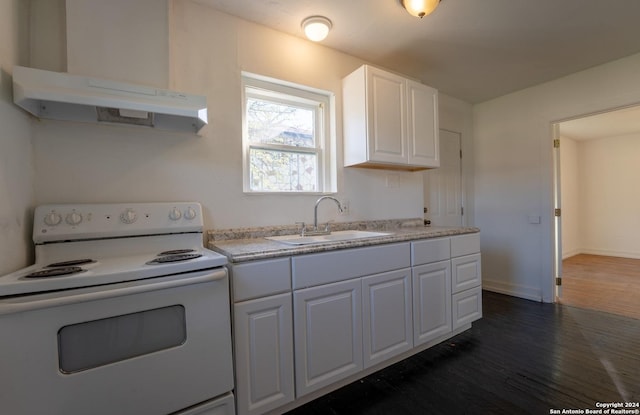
[12,66,207,133]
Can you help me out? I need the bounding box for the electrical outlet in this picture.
[340,200,350,216]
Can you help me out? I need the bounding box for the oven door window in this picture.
[58,305,186,374]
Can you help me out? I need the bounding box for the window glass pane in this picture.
[250,148,318,192]
[246,97,315,148]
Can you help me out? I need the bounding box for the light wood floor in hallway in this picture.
[561,254,640,320]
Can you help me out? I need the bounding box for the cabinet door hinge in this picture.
[554,208,561,217]
[553,139,560,148]
[555,277,562,286]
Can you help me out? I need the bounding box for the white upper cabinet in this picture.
[343,65,439,171]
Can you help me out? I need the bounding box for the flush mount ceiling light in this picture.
[400,0,441,18]
[301,16,332,42]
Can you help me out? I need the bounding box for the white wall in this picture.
[579,134,640,258]
[560,136,580,258]
[474,52,640,302]
[31,0,455,231]
[0,0,35,274]
[66,0,168,87]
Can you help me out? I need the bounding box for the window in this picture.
[242,73,336,193]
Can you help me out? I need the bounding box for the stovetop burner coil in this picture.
[46,259,96,267]
[25,266,85,279]
[157,249,196,256]
[146,253,203,265]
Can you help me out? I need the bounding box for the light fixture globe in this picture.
[302,16,332,42]
[401,0,441,18]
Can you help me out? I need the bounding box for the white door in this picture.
[367,67,407,164]
[362,269,413,369]
[407,80,439,167]
[412,260,452,346]
[425,129,463,226]
[294,279,363,397]
[234,293,294,415]
[552,124,563,299]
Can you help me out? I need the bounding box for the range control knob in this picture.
[169,208,182,221]
[44,212,62,226]
[65,212,83,226]
[120,208,138,224]
[184,207,197,220]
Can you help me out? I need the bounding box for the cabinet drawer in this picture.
[452,286,482,329]
[450,233,480,258]
[231,258,291,302]
[292,243,410,289]
[451,253,481,294]
[411,237,450,266]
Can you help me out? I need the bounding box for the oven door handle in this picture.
[0,269,227,315]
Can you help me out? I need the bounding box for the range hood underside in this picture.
[13,66,208,133]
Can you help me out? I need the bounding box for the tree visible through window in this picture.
[242,74,333,193]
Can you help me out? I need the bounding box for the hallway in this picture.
[561,254,640,320]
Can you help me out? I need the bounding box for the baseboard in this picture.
[562,248,581,259]
[482,279,542,302]
[578,249,640,260]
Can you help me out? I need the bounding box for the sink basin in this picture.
[266,230,391,245]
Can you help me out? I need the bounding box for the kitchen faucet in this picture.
[299,196,344,236]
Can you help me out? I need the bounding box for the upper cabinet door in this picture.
[343,65,440,171]
[407,80,439,168]
[366,67,408,165]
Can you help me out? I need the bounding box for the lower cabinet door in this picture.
[234,293,294,415]
[362,269,413,368]
[412,260,452,346]
[452,285,483,329]
[294,279,363,397]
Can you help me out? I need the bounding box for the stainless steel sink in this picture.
[266,230,391,245]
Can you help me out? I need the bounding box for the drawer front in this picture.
[231,258,291,302]
[292,243,410,289]
[450,233,480,258]
[452,286,482,329]
[451,253,481,294]
[411,237,450,266]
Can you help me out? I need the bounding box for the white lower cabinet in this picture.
[234,294,294,415]
[412,260,452,346]
[362,268,413,368]
[230,233,482,414]
[451,253,482,294]
[452,285,483,329]
[294,279,363,397]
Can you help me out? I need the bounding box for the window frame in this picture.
[241,72,336,195]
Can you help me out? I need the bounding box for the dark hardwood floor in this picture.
[287,291,640,415]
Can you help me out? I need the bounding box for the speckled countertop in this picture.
[207,218,479,263]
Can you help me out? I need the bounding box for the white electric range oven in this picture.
[0,202,235,415]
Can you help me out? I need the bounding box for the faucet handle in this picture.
[295,222,307,236]
[324,220,335,232]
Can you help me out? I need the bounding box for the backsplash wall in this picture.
[31,0,429,230]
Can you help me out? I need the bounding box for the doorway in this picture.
[553,105,640,319]
[424,129,463,227]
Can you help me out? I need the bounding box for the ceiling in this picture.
[194,0,640,104]
[559,105,640,141]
